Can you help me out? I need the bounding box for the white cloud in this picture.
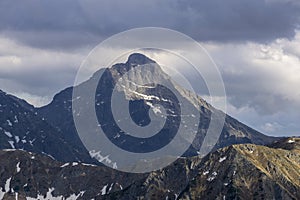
[0,30,299,136]
[13,92,52,108]
[0,36,85,74]
[261,122,283,133]
[204,30,300,115]
[195,31,300,136]
[0,35,88,105]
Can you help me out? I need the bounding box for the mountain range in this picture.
[0,137,299,199]
[0,53,298,199]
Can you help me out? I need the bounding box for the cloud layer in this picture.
[204,32,300,136]
[0,0,299,136]
[0,36,86,106]
[0,0,300,49]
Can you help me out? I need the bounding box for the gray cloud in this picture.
[175,0,300,41]
[202,36,300,136]
[0,36,86,105]
[203,35,300,114]
[0,0,300,50]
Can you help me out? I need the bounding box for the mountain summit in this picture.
[0,54,278,165]
[36,53,278,164]
[126,53,156,65]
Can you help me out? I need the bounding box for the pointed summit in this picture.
[126,53,155,65]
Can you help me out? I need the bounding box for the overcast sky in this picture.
[0,0,300,136]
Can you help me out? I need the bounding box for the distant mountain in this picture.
[37,53,278,163]
[268,137,300,151]
[0,90,94,163]
[0,53,297,200]
[0,138,299,199]
[0,53,279,170]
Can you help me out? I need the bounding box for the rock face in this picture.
[0,149,145,200]
[0,90,94,163]
[37,53,277,162]
[0,138,299,199]
[180,140,300,200]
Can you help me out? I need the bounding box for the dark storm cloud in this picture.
[175,0,300,41]
[0,0,300,49]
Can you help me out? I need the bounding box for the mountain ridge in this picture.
[1,53,280,165]
[0,89,95,163]
[0,138,299,199]
[37,53,278,159]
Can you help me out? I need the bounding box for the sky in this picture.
[0,0,300,136]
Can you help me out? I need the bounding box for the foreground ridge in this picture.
[0,138,299,199]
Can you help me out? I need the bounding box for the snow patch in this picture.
[16,162,21,173]
[112,162,117,169]
[288,139,295,143]
[207,172,217,182]
[108,183,114,193]
[15,136,20,143]
[3,149,16,152]
[203,170,209,175]
[41,152,55,160]
[14,116,18,123]
[89,150,117,169]
[131,90,160,101]
[81,163,97,167]
[219,156,227,163]
[65,191,85,200]
[145,101,162,114]
[8,140,15,148]
[7,120,12,126]
[0,188,5,199]
[101,184,108,195]
[29,139,36,146]
[26,188,85,200]
[60,163,69,168]
[4,131,12,138]
[5,177,11,192]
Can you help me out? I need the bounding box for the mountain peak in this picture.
[126,53,155,65]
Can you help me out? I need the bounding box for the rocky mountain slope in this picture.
[180,138,300,200]
[0,138,299,199]
[37,53,278,162]
[0,90,94,163]
[0,54,277,163]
